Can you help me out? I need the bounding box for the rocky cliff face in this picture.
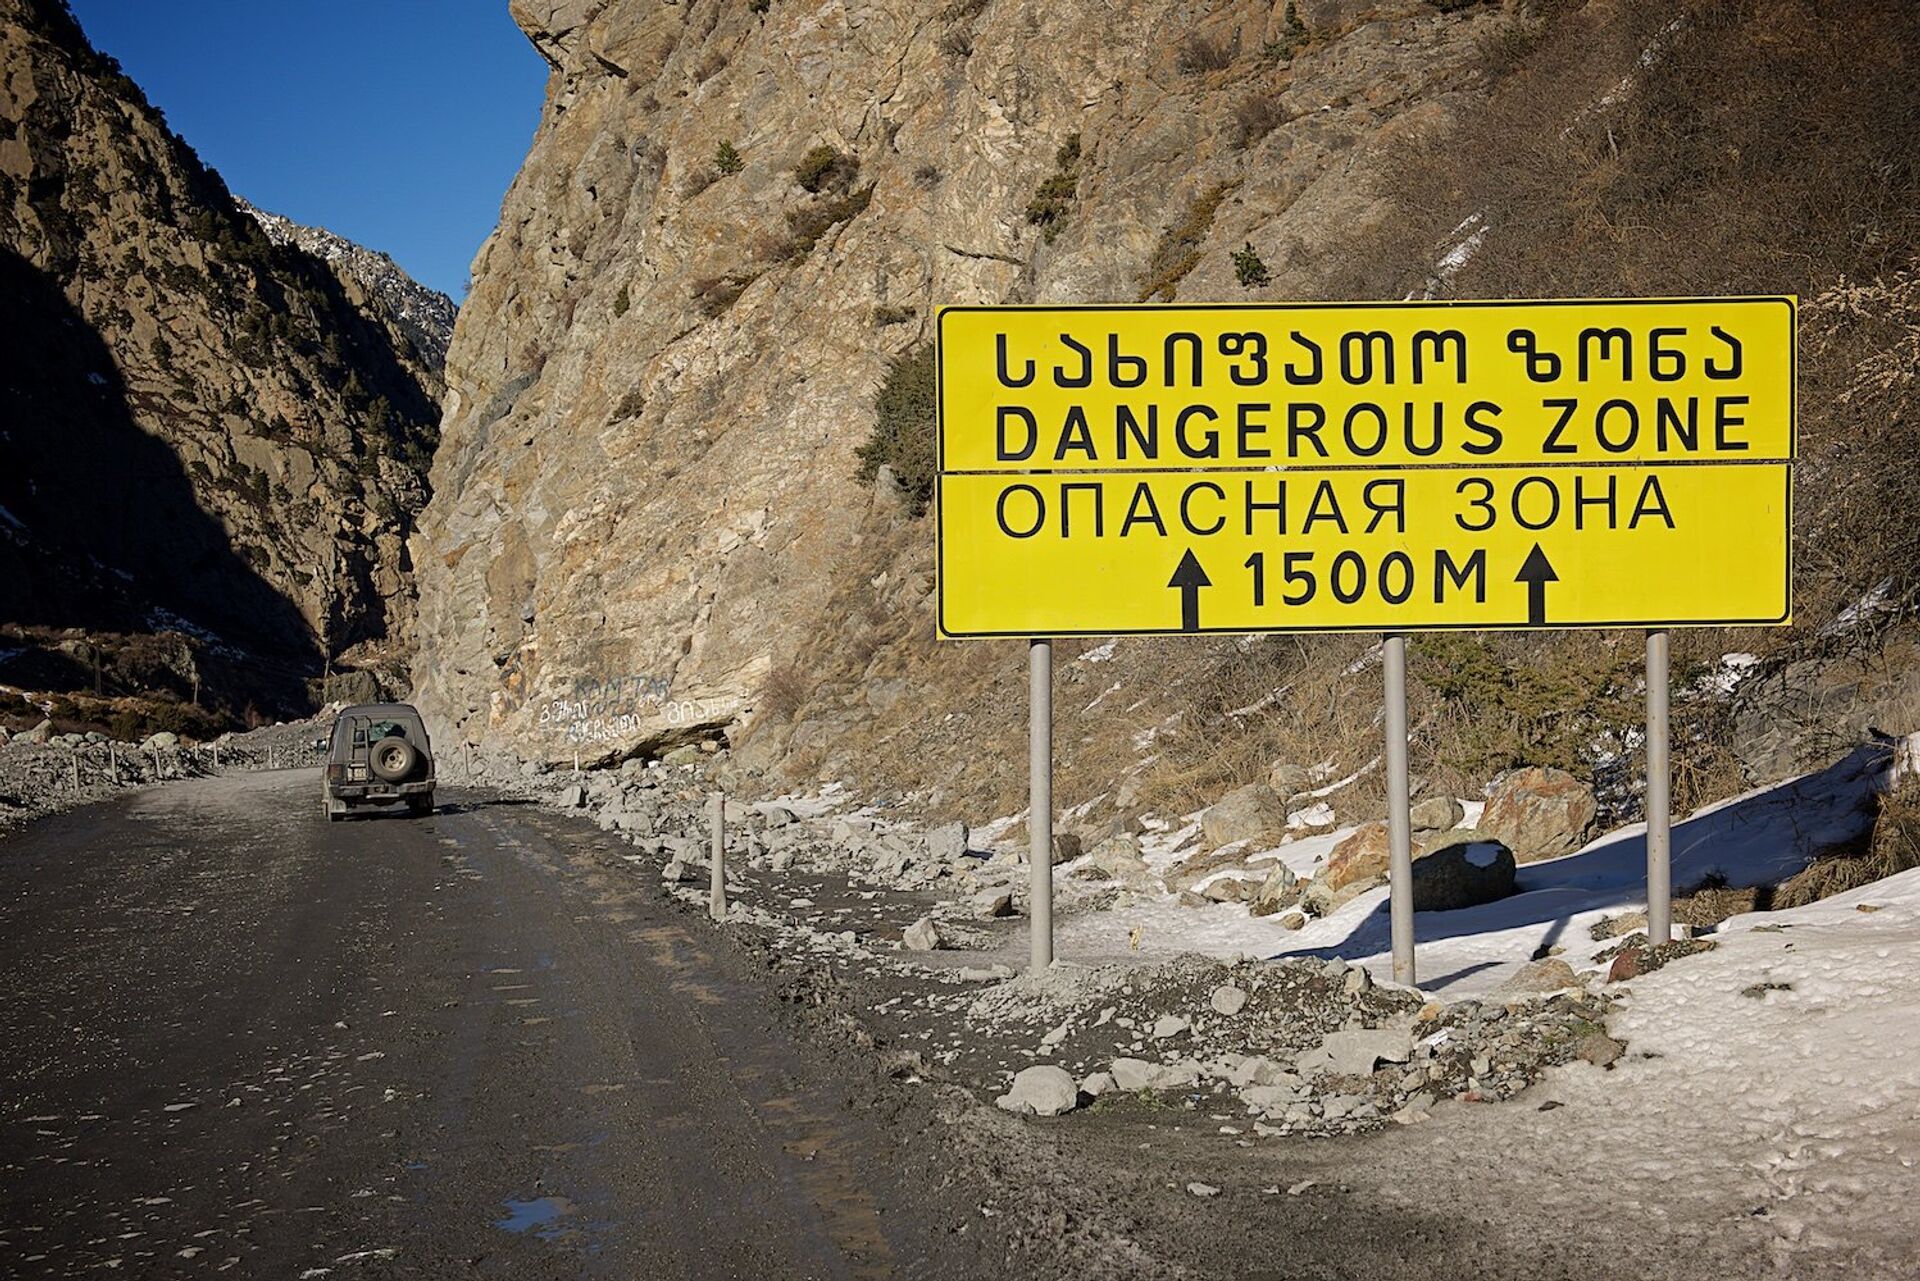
[240,199,458,373]
[0,0,443,718]
[419,0,1919,833]
[412,0,1499,759]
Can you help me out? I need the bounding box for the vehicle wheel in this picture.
[369,738,418,783]
[407,794,433,817]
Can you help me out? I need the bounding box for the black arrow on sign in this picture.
[1168,549,1212,632]
[1515,543,1559,626]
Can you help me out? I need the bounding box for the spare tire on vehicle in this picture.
[369,736,418,782]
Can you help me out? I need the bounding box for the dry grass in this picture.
[1176,30,1237,75]
[1777,781,1920,908]
[689,270,762,318]
[1129,634,1383,816]
[757,664,808,725]
[1136,180,1239,301]
[1232,94,1290,148]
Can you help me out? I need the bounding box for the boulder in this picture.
[19,719,53,744]
[1201,876,1258,903]
[1478,767,1597,863]
[1497,957,1581,996]
[996,1065,1079,1117]
[661,859,696,883]
[1409,795,1465,833]
[1109,1057,1201,1091]
[756,802,797,828]
[1079,1070,1116,1098]
[901,916,942,951]
[560,783,587,808]
[1325,821,1391,892]
[970,889,1016,918]
[1085,834,1153,886]
[926,820,968,862]
[1201,783,1288,849]
[1297,1028,1413,1078]
[140,730,178,751]
[1239,1083,1302,1111]
[1267,761,1310,798]
[1050,831,1083,865]
[958,963,1015,981]
[1248,861,1301,917]
[660,744,704,767]
[1210,984,1248,1016]
[1164,842,1255,893]
[1410,835,1516,912]
[1151,1014,1191,1040]
[1574,1032,1626,1067]
[1226,1057,1297,1088]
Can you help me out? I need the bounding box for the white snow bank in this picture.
[1355,865,1920,1275]
[1056,741,1899,997]
[1463,842,1502,868]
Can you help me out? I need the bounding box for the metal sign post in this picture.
[1029,638,1054,971]
[1382,634,1416,986]
[709,791,728,923]
[1646,629,1672,944]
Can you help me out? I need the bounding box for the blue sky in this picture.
[67,1,549,300]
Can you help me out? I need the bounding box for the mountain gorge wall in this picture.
[0,0,446,718]
[419,0,1917,829]
[412,0,1504,759]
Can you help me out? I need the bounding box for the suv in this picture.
[322,702,435,820]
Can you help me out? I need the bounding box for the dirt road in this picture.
[0,770,1039,1279]
[0,766,1810,1281]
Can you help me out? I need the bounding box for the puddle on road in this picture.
[493,810,903,1277]
[497,1194,578,1239]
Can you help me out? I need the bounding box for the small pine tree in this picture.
[714,140,744,175]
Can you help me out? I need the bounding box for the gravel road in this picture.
[0,769,1055,1279]
[0,766,1797,1281]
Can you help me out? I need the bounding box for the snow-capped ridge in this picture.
[237,198,456,369]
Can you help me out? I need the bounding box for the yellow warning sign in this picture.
[939,299,1795,471]
[935,300,1794,637]
[937,463,1790,636]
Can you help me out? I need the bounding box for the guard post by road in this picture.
[709,791,727,923]
[935,298,1795,978]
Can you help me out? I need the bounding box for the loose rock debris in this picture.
[476,753,1634,1142]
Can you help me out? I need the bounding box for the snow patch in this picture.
[1463,842,1502,868]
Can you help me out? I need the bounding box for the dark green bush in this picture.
[1266,2,1309,60]
[1025,133,1083,243]
[855,345,936,515]
[1232,241,1271,287]
[794,144,858,193]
